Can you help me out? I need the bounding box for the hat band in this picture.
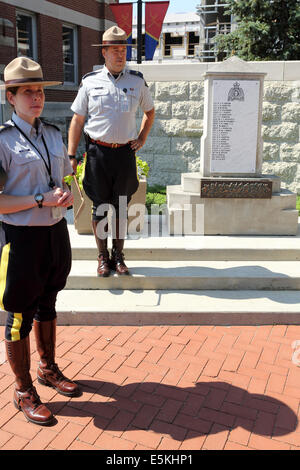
[5,77,44,85]
[102,40,128,45]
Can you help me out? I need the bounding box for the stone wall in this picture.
[131,61,300,192]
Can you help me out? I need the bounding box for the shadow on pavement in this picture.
[49,379,298,440]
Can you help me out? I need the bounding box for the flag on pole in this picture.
[109,3,133,60]
[145,1,169,60]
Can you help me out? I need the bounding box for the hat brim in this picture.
[92,43,137,47]
[0,80,62,89]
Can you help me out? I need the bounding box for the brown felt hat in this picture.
[92,25,136,47]
[1,57,62,89]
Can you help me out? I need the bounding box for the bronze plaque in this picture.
[200,179,273,199]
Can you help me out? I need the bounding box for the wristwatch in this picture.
[34,193,44,208]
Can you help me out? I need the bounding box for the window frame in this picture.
[16,9,38,61]
[62,23,78,86]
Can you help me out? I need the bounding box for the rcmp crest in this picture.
[228,82,245,101]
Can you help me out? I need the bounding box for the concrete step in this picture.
[68,222,300,261]
[167,184,297,208]
[66,259,300,291]
[52,289,300,325]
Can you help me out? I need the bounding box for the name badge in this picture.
[120,93,129,113]
[51,207,62,219]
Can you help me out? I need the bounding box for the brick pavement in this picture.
[0,324,300,450]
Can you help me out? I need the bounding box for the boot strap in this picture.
[17,386,42,410]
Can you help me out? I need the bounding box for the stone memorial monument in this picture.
[167,56,298,235]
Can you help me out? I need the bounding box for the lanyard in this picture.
[12,119,55,189]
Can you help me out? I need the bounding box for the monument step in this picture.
[66,259,300,291]
[42,289,300,325]
[167,185,297,208]
[167,194,299,236]
[68,222,300,261]
[71,246,300,262]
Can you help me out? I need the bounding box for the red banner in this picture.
[109,3,133,39]
[145,1,169,42]
[109,3,133,60]
[145,1,169,60]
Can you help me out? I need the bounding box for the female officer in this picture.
[0,57,80,426]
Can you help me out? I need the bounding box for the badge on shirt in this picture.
[51,207,62,219]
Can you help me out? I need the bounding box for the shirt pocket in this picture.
[88,88,110,113]
[49,149,65,186]
[126,90,139,113]
[12,148,39,166]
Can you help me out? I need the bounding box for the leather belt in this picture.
[90,139,128,148]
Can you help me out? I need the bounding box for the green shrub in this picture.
[146,185,167,213]
[297,195,300,215]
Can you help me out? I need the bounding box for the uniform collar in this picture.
[12,112,42,138]
[104,64,126,81]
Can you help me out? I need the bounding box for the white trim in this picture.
[3,0,104,31]
[104,19,116,30]
[124,61,300,82]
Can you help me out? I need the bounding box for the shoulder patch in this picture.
[129,70,144,79]
[82,67,103,81]
[0,122,14,133]
[40,119,60,132]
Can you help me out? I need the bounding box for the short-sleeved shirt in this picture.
[0,112,73,226]
[71,65,154,143]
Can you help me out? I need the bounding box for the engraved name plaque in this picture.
[200,179,273,198]
[210,79,260,174]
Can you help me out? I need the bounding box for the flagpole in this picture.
[137,0,143,64]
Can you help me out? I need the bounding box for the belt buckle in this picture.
[112,143,118,148]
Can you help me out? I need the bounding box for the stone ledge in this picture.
[128,61,300,82]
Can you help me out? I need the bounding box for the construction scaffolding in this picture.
[196,0,231,61]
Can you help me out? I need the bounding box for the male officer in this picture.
[68,26,155,277]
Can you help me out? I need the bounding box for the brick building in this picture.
[0,0,118,133]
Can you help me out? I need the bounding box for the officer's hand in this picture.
[43,187,73,207]
[57,189,74,207]
[70,157,78,173]
[130,137,145,152]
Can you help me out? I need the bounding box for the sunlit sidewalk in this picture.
[0,323,299,450]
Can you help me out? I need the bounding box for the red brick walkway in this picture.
[0,324,300,450]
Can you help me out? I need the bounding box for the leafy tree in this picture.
[215,0,300,60]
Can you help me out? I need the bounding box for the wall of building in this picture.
[0,0,115,103]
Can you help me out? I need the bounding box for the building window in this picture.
[163,33,183,56]
[16,10,37,60]
[62,25,78,84]
[132,34,145,58]
[187,31,199,56]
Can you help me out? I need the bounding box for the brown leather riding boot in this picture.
[5,337,54,426]
[34,319,81,397]
[111,239,130,275]
[92,220,110,277]
[110,217,129,275]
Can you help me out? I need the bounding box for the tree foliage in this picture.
[215,0,300,60]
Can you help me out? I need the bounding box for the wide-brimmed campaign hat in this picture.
[92,25,136,47]
[1,57,62,89]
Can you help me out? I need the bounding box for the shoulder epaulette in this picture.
[0,122,14,133]
[129,70,144,79]
[82,67,103,81]
[40,119,60,132]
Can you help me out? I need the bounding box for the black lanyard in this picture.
[12,119,55,189]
